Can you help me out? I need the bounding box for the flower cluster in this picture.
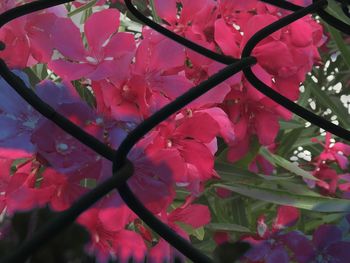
[238,206,350,263]
[0,0,332,262]
[304,133,350,197]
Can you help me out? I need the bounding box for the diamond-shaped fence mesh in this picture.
[0,0,349,262]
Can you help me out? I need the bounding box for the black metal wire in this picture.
[0,159,134,263]
[131,0,350,143]
[0,60,115,161]
[123,0,238,65]
[341,4,350,18]
[0,0,73,28]
[0,0,348,262]
[242,0,350,142]
[113,57,256,168]
[0,2,255,262]
[334,0,350,18]
[260,0,350,34]
[115,57,256,263]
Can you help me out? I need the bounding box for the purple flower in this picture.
[311,225,350,263]
[0,70,40,158]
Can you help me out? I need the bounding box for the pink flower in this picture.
[92,29,191,121]
[3,160,54,215]
[224,75,290,162]
[0,8,63,67]
[0,18,30,68]
[312,132,350,170]
[40,162,102,211]
[49,9,136,81]
[148,111,220,194]
[313,164,339,195]
[154,0,218,46]
[24,12,62,63]
[77,193,142,263]
[148,199,211,263]
[0,158,16,214]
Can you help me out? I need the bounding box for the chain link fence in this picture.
[0,0,349,262]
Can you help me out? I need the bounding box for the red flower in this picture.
[77,193,142,263]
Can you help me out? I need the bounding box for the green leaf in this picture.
[259,147,318,181]
[68,0,98,17]
[176,223,205,240]
[149,0,162,23]
[293,135,323,148]
[215,161,293,184]
[206,223,251,233]
[304,213,345,231]
[277,181,322,197]
[309,78,350,128]
[279,119,304,130]
[326,0,350,25]
[277,128,304,156]
[73,81,96,108]
[23,68,41,87]
[80,178,97,188]
[215,183,350,212]
[326,25,350,70]
[193,227,205,241]
[298,82,312,107]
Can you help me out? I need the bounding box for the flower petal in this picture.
[313,224,342,250]
[51,17,86,61]
[278,231,315,263]
[266,245,289,263]
[168,204,211,228]
[85,9,120,53]
[326,241,350,262]
[273,206,300,230]
[48,59,94,81]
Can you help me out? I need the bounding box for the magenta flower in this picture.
[0,18,30,68]
[148,112,220,194]
[40,162,102,211]
[224,78,290,162]
[312,132,350,170]
[0,7,64,68]
[48,9,136,81]
[148,200,211,263]
[154,0,218,46]
[312,164,339,195]
[0,158,17,214]
[2,160,54,215]
[77,193,145,263]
